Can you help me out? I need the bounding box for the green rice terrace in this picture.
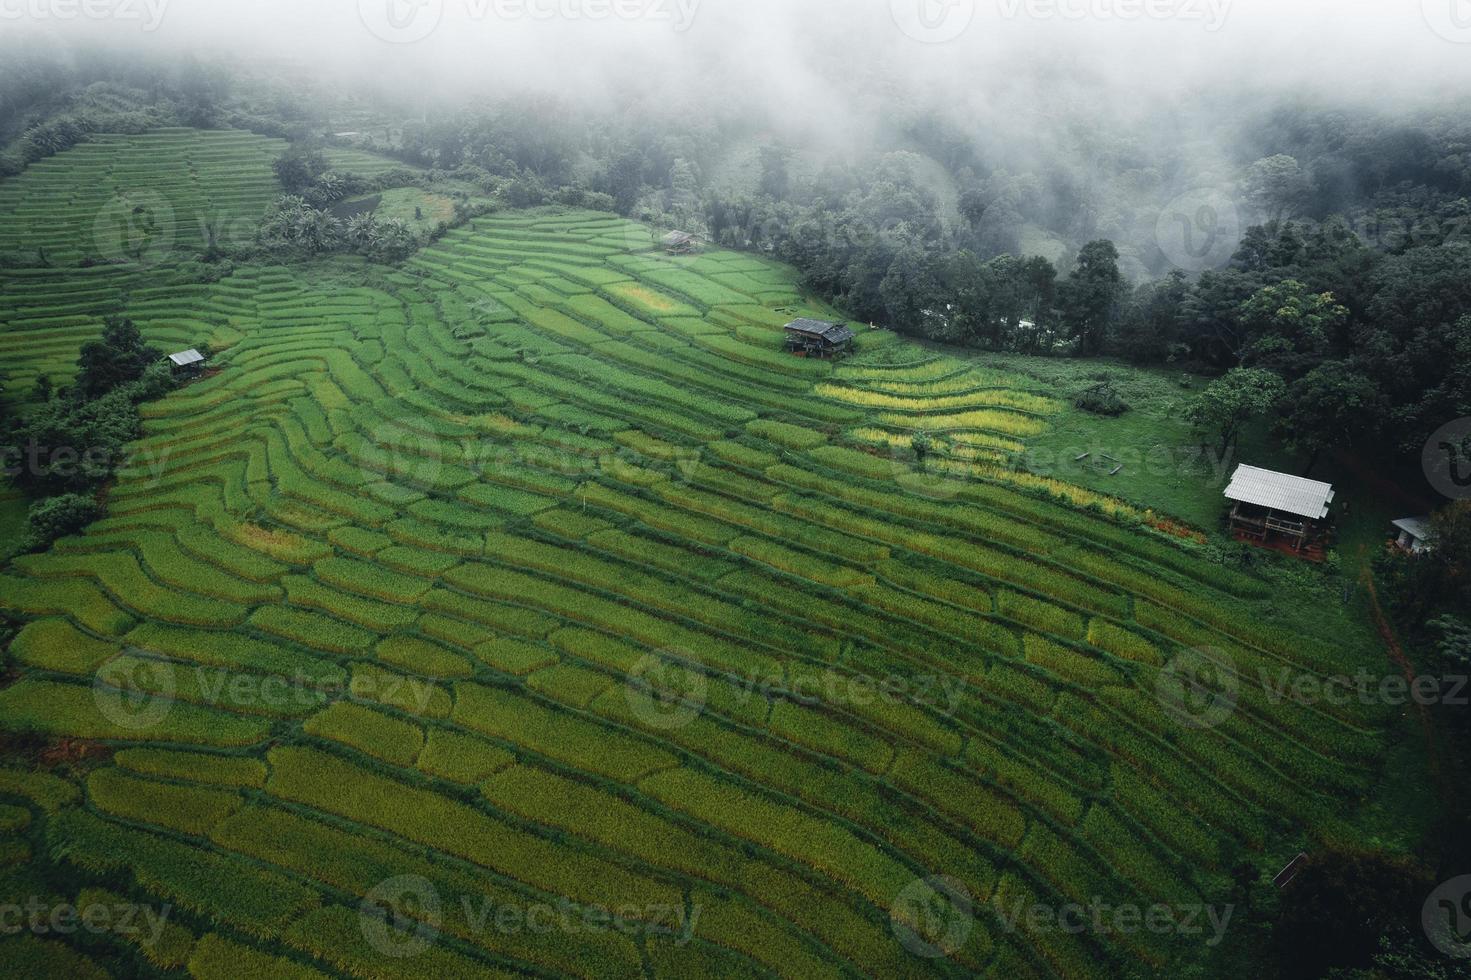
[0,189,1391,975]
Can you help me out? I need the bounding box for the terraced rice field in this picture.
[0,128,287,266]
[0,128,291,400]
[0,206,1388,977]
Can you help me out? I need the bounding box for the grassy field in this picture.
[334,187,458,233]
[0,137,1399,978]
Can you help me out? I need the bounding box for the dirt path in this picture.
[1358,552,1449,802]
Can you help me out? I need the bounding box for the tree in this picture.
[758,145,791,199]
[1059,240,1123,355]
[7,387,142,495]
[879,241,944,333]
[23,493,100,552]
[1276,361,1385,473]
[1186,367,1286,456]
[1238,280,1349,377]
[75,316,158,401]
[1429,615,1471,674]
[911,431,934,471]
[257,196,341,255]
[1426,501,1471,609]
[1117,271,1189,363]
[273,147,328,195]
[1271,848,1433,978]
[1243,154,1311,223]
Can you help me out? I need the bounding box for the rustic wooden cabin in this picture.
[167,348,206,376]
[1390,517,1434,554]
[662,231,696,254]
[783,319,855,359]
[1224,464,1336,558]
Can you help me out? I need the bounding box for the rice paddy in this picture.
[0,142,1390,979]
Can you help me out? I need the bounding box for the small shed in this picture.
[783,319,855,359]
[167,349,206,375]
[1224,464,1336,555]
[661,231,696,254]
[1390,517,1434,555]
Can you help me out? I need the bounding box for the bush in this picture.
[23,494,100,551]
[1074,379,1129,416]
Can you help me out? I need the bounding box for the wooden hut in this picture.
[661,231,696,254]
[1224,465,1335,557]
[167,348,206,376]
[1390,517,1434,555]
[783,319,855,359]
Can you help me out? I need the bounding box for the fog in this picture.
[8,0,1470,120]
[5,0,1470,276]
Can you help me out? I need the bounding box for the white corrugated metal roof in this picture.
[1392,517,1432,541]
[1224,464,1336,520]
[168,349,205,367]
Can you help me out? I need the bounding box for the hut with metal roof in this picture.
[167,348,206,375]
[1224,464,1336,555]
[1390,516,1434,555]
[661,231,696,254]
[783,319,855,359]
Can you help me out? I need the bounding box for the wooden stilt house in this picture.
[1224,465,1335,558]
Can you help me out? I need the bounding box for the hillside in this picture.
[0,204,1391,977]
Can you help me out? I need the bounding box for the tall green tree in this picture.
[75,316,158,401]
[1275,361,1385,473]
[1060,240,1123,355]
[1238,280,1349,377]
[1186,367,1286,457]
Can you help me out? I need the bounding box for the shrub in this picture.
[22,494,100,551]
[1074,379,1130,416]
